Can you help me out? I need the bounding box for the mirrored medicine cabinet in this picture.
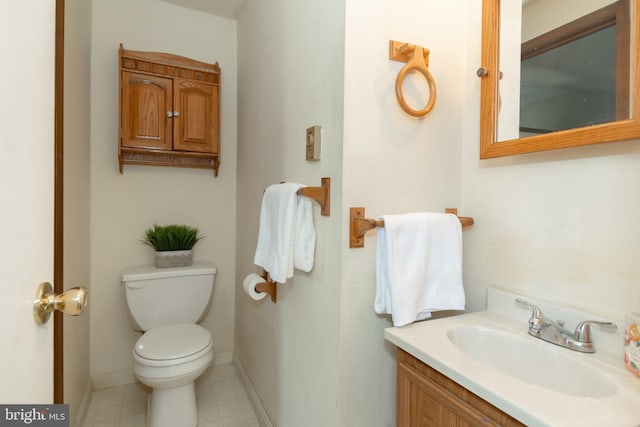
[479,0,640,158]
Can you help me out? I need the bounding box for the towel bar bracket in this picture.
[350,207,367,248]
[297,177,331,216]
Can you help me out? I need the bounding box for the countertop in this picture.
[384,288,640,427]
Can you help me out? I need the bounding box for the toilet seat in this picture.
[134,323,212,367]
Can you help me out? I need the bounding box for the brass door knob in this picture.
[33,282,87,325]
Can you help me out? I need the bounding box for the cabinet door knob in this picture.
[166,111,174,118]
[173,111,180,118]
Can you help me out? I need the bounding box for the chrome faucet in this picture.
[515,298,617,353]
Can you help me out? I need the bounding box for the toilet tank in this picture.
[122,262,216,331]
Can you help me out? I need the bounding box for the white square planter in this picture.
[154,250,193,268]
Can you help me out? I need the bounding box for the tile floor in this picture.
[82,363,259,427]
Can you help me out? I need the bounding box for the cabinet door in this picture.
[173,78,219,154]
[121,71,172,150]
[397,350,523,427]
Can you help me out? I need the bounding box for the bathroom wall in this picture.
[522,0,613,41]
[64,0,92,421]
[339,1,468,425]
[339,3,640,424]
[237,1,640,425]
[235,0,345,425]
[461,2,640,319]
[89,0,238,381]
[236,0,469,425]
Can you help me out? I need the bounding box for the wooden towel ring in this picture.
[392,43,437,118]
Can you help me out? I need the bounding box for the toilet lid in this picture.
[135,324,212,361]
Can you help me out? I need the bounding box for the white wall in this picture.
[89,0,238,379]
[498,0,522,141]
[235,0,345,425]
[236,0,470,425]
[237,1,640,426]
[340,1,467,425]
[522,0,614,41]
[461,0,640,318]
[64,0,92,422]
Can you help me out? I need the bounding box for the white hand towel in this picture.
[375,212,465,327]
[293,194,316,273]
[254,183,316,283]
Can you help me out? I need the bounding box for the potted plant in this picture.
[141,224,204,268]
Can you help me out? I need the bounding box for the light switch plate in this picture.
[306,125,321,161]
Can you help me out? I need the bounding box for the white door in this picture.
[0,1,56,402]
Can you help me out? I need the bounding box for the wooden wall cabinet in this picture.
[119,44,221,176]
[397,349,525,427]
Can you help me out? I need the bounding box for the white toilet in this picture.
[122,262,216,427]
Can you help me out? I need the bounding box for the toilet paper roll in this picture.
[243,273,267,301]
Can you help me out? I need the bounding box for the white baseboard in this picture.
[73,378,93,427]
[91,350,235,391]
[92,369,137,390]
[214,350,233,365]
[234,355,273,427]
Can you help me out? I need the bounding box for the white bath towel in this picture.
[254,183,316,283]
[375,212,465,327]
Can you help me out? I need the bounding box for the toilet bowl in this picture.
[133,323,213,427]
[122,263,217,427]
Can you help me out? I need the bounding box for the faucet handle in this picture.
[515,298,545,332]
[574,320,617,343]
[515,298,543,317]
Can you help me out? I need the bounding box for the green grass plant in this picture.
[142,224,204,251]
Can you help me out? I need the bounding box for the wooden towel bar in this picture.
[349,207,474,248]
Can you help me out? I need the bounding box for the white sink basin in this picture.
[385,289,640,427]
[446,325,617,397]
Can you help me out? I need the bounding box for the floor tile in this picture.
[83,363,257,426]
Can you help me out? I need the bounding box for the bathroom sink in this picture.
[446,325,616,397]
[385,290,639,426]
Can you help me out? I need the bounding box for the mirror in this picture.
[480,0,640,158]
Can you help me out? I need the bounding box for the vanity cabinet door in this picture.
[121,71,173,151]
[397,349,525,427]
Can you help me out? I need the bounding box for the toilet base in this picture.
[147,382,197,427]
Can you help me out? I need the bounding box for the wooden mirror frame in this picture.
[480,0,640,158]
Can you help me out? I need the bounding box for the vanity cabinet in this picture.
[119,45,221,176]
[397,349,525,427]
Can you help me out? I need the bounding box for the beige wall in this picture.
[89,0,238,379]
[64,0,92,423]
[236,0,640,426]
[236,0,467,425]
[462,134,640,314]
[462,0,640,317]
[340,1,468,425]
[235,0,345,425]
[522,0,615,41]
